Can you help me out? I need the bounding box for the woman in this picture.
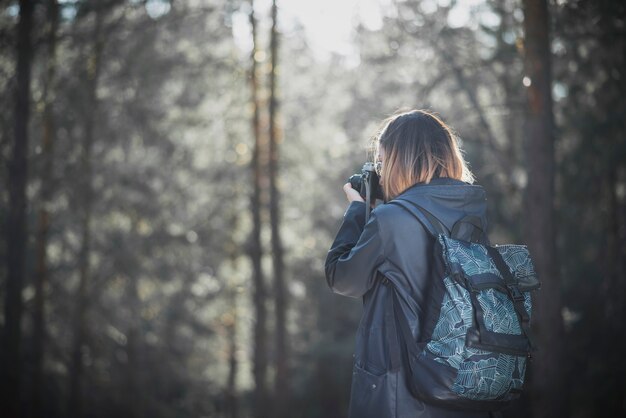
[325,109,493,418]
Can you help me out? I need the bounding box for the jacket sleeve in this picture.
[325,201,386,298]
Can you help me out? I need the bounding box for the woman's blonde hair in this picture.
[375,109,474,201]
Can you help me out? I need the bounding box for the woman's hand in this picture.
[343,183,365,203]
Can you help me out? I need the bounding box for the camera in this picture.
[348,162,384,205]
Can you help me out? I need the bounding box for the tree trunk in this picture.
[68,8,105,418]
[31,1,59,417]
[521,1,567,417]
[602,165,626,414]
[125,273,143,418]
[248,2,269,417]
[268,2,289,417]
[2,0,34,416]
[225,305,239,418]
[225,213,240,418]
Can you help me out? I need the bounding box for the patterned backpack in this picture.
[389,199,540,411]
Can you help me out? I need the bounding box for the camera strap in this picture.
[365,177,372,222]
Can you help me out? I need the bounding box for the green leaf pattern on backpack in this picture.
[424,237,532,400]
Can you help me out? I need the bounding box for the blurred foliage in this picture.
[0,0,624,417]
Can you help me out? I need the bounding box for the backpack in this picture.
[387,199,540,411]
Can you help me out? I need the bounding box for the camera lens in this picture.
[348,174,362,193]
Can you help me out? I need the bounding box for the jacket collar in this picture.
[427,177,466,185]
[404,177,469,191]
[392,177,486,214]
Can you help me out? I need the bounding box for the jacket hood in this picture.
[393,178,488,234]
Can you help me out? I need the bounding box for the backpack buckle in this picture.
[463,277,479,293]
[506,284,524,302]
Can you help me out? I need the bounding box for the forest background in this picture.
[0,0,624,417]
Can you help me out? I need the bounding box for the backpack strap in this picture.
[383,279,402,371]
[385,280,419,371]
[392,199,488,244]
[389,199,449,238]
[485,246,536,355]
[363,275,403,371]
[451,215,488,244]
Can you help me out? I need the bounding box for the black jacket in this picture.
[325,178,492,418]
